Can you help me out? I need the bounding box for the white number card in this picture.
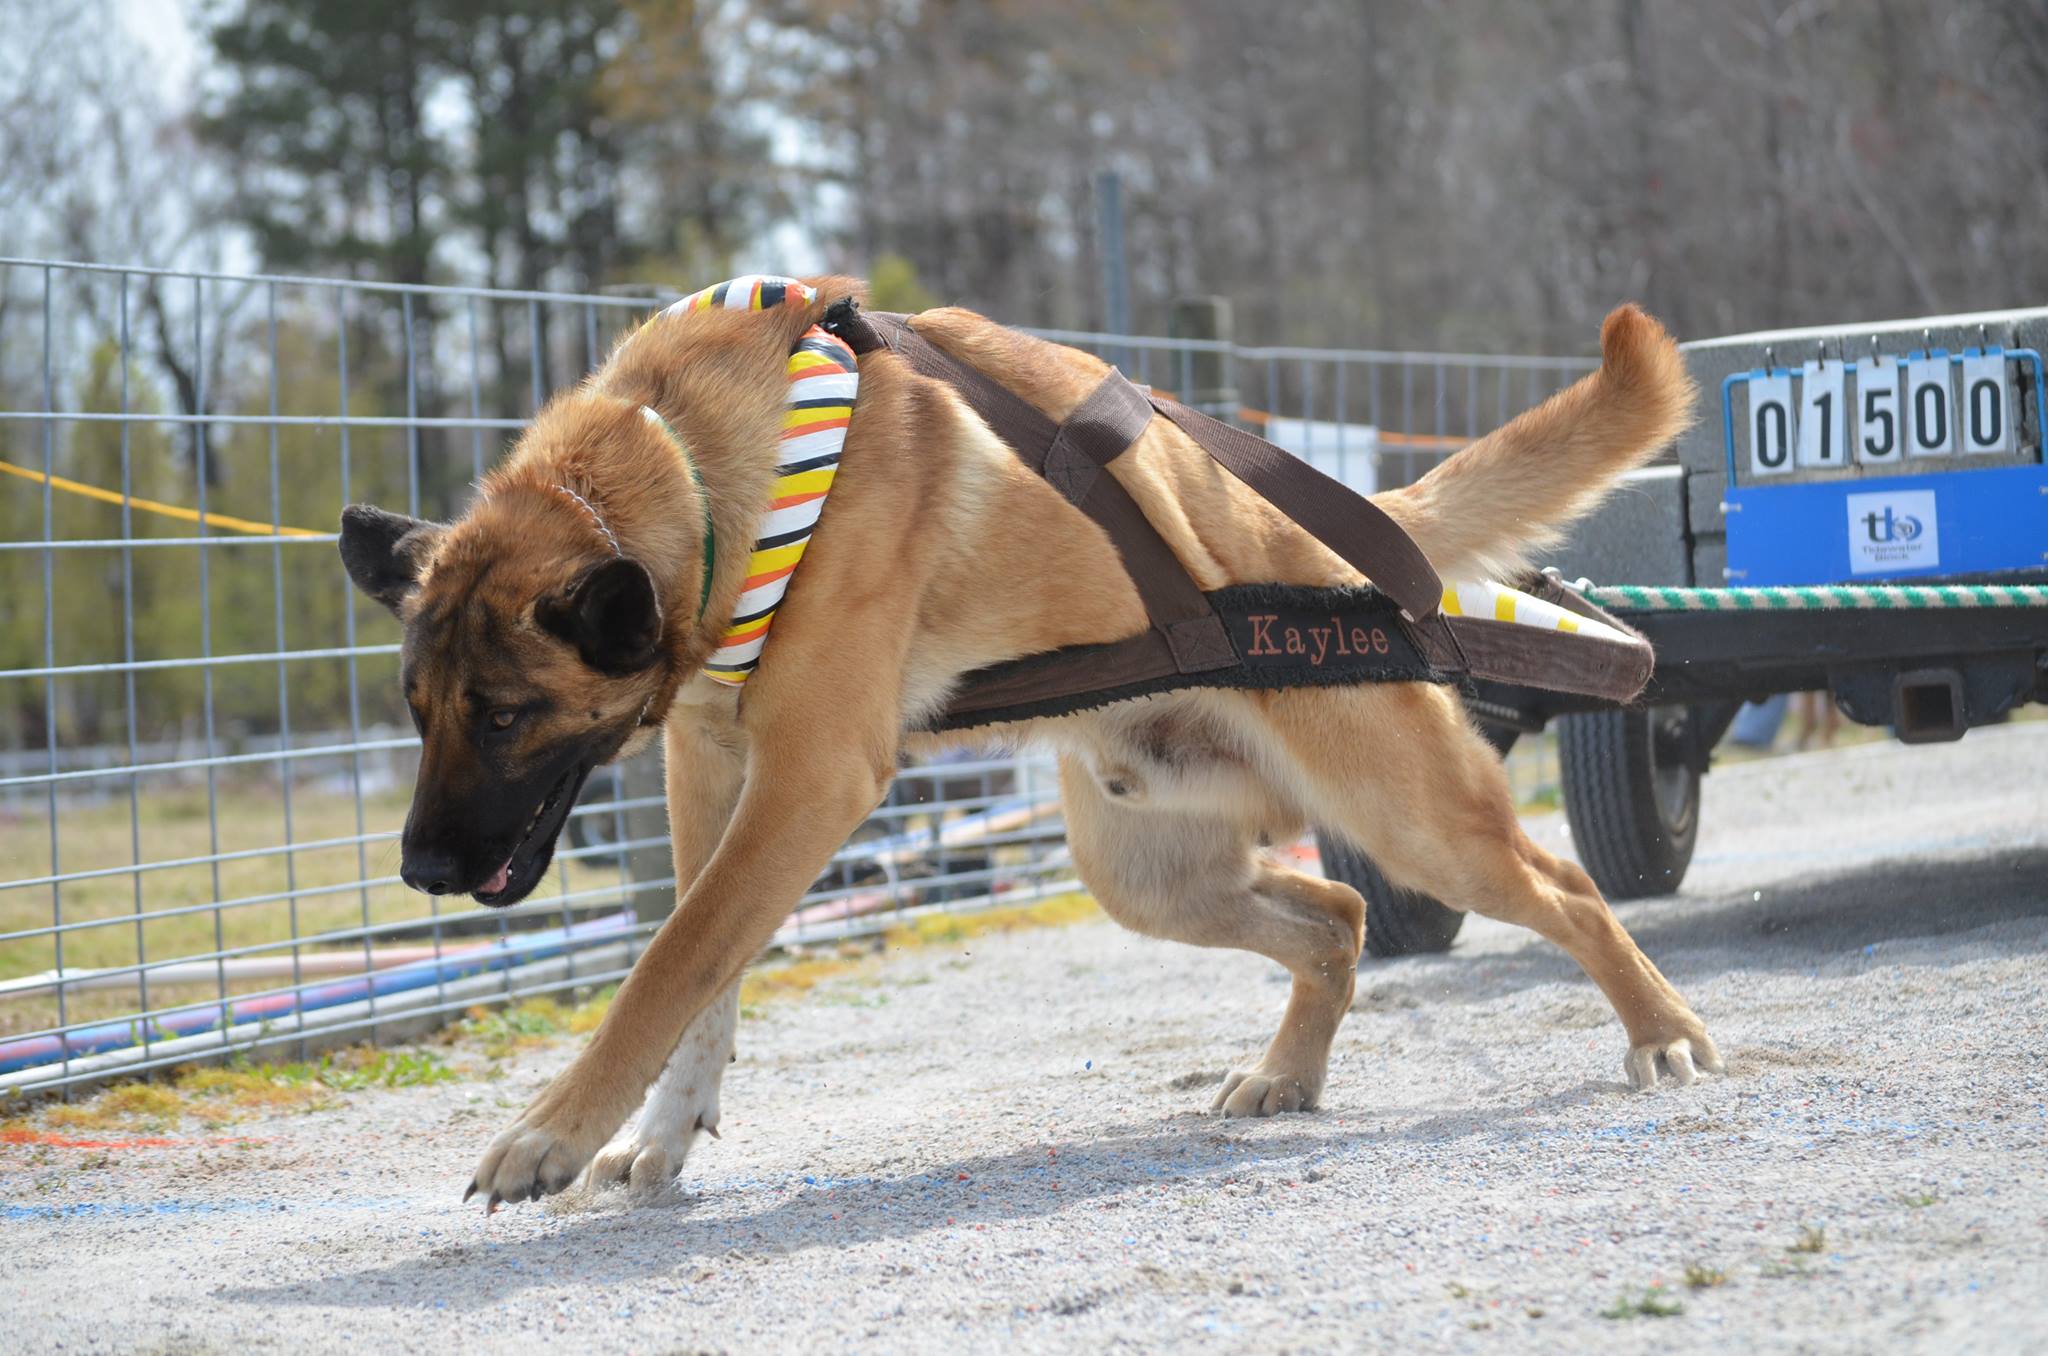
[1796,360,1844,468]
[1748,373,1795,478]
[1855,356,1902,464]
[1958,353,2011,454]
[1905,356,1953,457]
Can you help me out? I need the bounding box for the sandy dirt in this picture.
[4,722,2046,1354]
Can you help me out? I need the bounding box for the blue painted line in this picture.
[2,1196,410,1220]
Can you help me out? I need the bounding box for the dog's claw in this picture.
[463,1180,479,1204]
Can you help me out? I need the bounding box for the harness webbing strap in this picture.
[1043,369,1156,506]
[1144,395,1446,627]
[820,300,1648,728]
[852,311,1237,689]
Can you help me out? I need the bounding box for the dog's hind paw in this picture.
[1212,1067,1320,1118]
[1625,1032,1725,1090]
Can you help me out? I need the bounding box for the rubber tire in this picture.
[1315,830,1465,958]
[1557,705,1700,899]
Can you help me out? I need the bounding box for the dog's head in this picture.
[340,276,863,907]
[338,418,677,907]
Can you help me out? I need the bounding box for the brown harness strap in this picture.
[821,303,1537,726]
[1144,395,1445,625]
[857,312,1237,686]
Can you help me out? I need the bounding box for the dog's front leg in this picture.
[587,714,746,1197]
[465,734,894,1208]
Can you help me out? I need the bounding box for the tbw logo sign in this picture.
[1846,490,1939,575]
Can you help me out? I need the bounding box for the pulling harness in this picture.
[816,300,1655,732]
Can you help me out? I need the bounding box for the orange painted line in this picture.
[741,562,799,591]
[768,490,829,510]
[1,1128,274,1150]
[781,416,852,439]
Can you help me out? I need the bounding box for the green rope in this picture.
[1581,581,2048,612]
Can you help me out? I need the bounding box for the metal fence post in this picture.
[619,745,672,930]
[1169,296,1236,420]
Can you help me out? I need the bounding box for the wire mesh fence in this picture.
[0,259,1580,1095]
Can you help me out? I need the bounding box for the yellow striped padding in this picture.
[1442,580,1625,643]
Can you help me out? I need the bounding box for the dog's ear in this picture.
[537,557,663,675]
[339,504,443,614]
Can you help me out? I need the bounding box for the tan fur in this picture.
[370,282,1720,1206]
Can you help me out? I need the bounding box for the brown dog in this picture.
[338,279,1715,1208]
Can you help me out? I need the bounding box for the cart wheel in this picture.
[1557,704,1700,899]
[1315,831,1465,958]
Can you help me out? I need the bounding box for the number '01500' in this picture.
[1746,354,2010,480]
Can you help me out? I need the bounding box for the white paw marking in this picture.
[588,981,739,1201]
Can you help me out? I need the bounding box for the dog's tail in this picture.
[1370,304,1694,582]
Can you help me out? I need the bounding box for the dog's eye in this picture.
[488,708,520,731]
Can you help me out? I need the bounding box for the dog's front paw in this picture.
[1624,1027,1725,1090]
[466,1098,614,1210]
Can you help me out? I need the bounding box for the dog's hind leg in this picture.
[1059,754,1363,1117]
[589,710,747,1198]
[1264,684,1721,1089]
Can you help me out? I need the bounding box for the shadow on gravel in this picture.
[216,1096,1612,1312]
[1626,844,2048,960]
[217,851,2043,1314]
[1378,844,2048,1007]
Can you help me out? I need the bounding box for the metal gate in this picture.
[0,258,1580,1094]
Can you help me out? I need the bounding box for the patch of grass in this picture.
[3,1043,458,1133]
[1600,1286,1685,1320]
[1788,1225,1827,1254]
[1761,1257,1814,1280]
[452,988,613,1057]
[43,1082,189,1130]
[1683,1263,1727,1290]
[173,1062,332,1116]
[457,998,569,1057]
[739,953,872,1008]
[315,1046,458,1090]
[1898,1191,1939,1208]
[565,986,613,1033]
[883,891,1099,947]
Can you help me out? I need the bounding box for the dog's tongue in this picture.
[483,859,511,895]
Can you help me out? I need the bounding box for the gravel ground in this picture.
[5,722,2046,1354]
